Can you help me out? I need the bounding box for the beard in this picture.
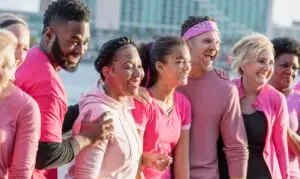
[51,36,82,72]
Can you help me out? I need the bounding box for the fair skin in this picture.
[240,49,274,114]
[0,45,17,101]
[186,30,220,78]
[137,44,191,179]
[268,53,300,155]
[5,24,30,67]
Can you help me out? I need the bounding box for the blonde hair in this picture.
[0,29,17,67]
[0,13,28,28]
[230,33,274,74]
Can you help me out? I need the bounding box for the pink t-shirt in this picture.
[15,47,67,179]
[0,84,40,179]
[287,90,300,179]
[132,91,192,179]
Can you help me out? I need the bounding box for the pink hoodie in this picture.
[66,84,142,179]
[287,90,300,178]
[0,84,41,179]
[233,77,290,179]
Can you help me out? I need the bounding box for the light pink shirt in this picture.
[0,84,40,179]
[233,77,290,179]
[177,70,248,179]
[132,91,192,179]
[287,90,300,179]
[67,85,142,179]
[15,47,67,179]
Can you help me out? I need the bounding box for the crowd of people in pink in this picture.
[1,0,300,179]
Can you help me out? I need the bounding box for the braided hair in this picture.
[94,36,136,81]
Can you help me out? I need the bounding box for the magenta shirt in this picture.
[287,90,300,178]
[15,47,68,179]
[177,70,248,179]
[233,77,290,179]
[0,84,40,179]
[132,91,192,179]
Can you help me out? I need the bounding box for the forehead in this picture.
[168,45,189,56]
[57,20,90,39]
[192,31,220,41]
[114,44,140,62]
[258,49,274,59]
[277,53,299,64]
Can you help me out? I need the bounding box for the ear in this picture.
[102,66,112,79]
[155,61,164,73]
[43,27,55,45]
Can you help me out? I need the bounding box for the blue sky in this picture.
[0,0,299,27]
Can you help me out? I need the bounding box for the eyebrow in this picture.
[176,56,188,60]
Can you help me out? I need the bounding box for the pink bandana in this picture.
[183,21,220,40]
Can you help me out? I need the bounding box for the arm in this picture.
[73,110,110,179]
[273,98,289,179]
[287,128,300,156]
[63,104,80,134]
[173,129,190,179]
[9,100,41,179]
[220,85,248,179]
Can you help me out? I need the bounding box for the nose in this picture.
[133,66,144,79]
[75,43,87,56]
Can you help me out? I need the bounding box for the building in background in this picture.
[0,0,274,70]
[271,21,300,41]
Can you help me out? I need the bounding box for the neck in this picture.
[39,38,60,71]
[188,66,212,79]
[103,83,127,103]
[0,82,13,101]
[149,79,175,104]
[242,76,263,96]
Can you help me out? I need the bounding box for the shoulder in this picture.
[174,91,191,107]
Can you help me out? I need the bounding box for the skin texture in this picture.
[5,23,30,67]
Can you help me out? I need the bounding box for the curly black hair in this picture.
[271,37,300,61]
[181,16,216,37]
[94,36,136,81]
[138,36,186,88]
[42,0,90,33]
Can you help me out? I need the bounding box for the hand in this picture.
[214,67,229,80]
[142,152,172,171]
[134,87,152,104]
[80,110,114,143]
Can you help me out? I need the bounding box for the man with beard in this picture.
[15,0,113,179]
[176,16,249,179]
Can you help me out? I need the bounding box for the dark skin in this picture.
[40,20,114,154]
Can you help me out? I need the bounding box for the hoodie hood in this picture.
[79,83,135,113]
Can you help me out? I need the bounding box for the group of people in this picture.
[1,0,300,179]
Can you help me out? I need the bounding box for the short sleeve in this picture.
[35,94,67,142]
[132,100,150,130]
[176,92,192,130]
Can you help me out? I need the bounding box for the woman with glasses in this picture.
[269,37,300,179]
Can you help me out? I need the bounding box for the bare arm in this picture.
[288,128,300,156]
[174,129,190,179]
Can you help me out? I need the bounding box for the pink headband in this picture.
[183,21,220,40]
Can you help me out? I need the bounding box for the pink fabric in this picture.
[131,91,192,179]
[182,21,220,40]
[0,84,40,179]
[15,47,68,179]
[287,90,300,179]
[67,85,142,179]
[176,70,248,179]
[294,82,300,91]
[233,77,290,179]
